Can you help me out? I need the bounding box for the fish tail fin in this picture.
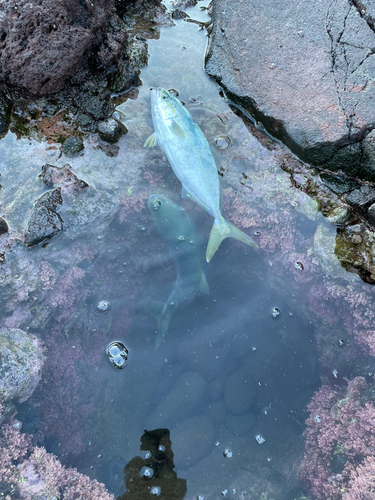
[206,215,258,262]
[155,310,173,350]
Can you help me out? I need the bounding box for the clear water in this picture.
[1,1,375,499]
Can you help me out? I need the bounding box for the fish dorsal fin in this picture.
[170,120,186,139]
[198,272,210,295]
[144,132,158,148]
[181,185,214,217]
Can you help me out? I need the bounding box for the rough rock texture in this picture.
[0,0,126,97]
[39,163,88,194]
[0,329,44,419]
[205,0,375,180]
[25,188,63,247]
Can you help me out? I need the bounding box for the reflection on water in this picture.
[1,0,375,499]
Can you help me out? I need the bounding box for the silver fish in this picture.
[148,194,209,349]
[144,87,257,262]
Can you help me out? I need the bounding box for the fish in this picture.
[148,194,209,349]
[144,87,257,262]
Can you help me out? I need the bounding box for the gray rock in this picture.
[0,90,11,137]
[225,411,256,436]
[39,164,88,194]
[320,173,359,195]
[77,113,97,133]
[97,117,128,144]
[224,366,257,414]
[360,129,375,182]
[146,371,208,429]
[62,137,84,157]
[0,329,44,422]
[171,415,215,468]
[25,188,63,247]
[345,185,375,210]
[205,0,375,178]
[0,217,8,235]
[367,203,375,227]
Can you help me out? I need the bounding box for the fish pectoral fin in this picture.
[170,120,186,139]
[198,272,210,295]
[144,132,159,148]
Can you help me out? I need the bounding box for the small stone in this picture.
[62,137,84,157]
[97,118,128,144]
[25,189,63,247]
[367,203,375,227]
[0,217,9,235]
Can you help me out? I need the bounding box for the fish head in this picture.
[151,88,182,121]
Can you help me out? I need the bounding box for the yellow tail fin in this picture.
[206,216,258,262]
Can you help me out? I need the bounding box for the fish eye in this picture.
[152,199,162,210]
[162,95,167,100]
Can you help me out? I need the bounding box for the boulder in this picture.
[0,329,44,422]
[25,188,63,247]
[205,0,375,180]
[0,0,126,97]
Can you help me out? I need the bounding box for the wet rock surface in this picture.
[62,137,84,157]
[0,0,125,97]
[0,217,8,235]
[39,163,88,194]
[25,188,63,247]
[0,328,44,422]
[205,0,375,180]
[97,117,128,143]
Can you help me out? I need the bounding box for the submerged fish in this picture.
[144,87,257,262]
[148,194,209,349]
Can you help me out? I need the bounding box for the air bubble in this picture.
[215,135,231,150]
[140,466,154,478]
[168,89,179,96]
[178,236,186,241]
[106,341,129,369]
[255,434,265,444]
[223,449,233,458]
[272,307,280,318]
[314,415,321,423]
[97,300,110,312]
[150,486,161,496]
[294,261,304,271]
[158,445,165,452]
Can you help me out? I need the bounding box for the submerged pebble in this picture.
[62,137,84,157]
[214,135,231,150]
[106,341,129,369]
[0,217,8,235]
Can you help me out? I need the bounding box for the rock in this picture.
[77,113,97,133]
[146,371,208,429]
[0,217,8,235]
[73,83,114,121]
[225,412,256,436]
[0,90,11,137]
[345,185,375,210]
[171,0,197,9]
[171,9,190,20]
[320,173,359,195]
[170,415,215,468]
[0,0,125,97]
[360,129,375,181]
[205,0,375,178]
[39,164,88,194]
[367,203,375,227]
[25,188,63,247]
[224,366,257,414]
[0,329,44,420]
[97,117,128,143]
[62,137,84,157]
